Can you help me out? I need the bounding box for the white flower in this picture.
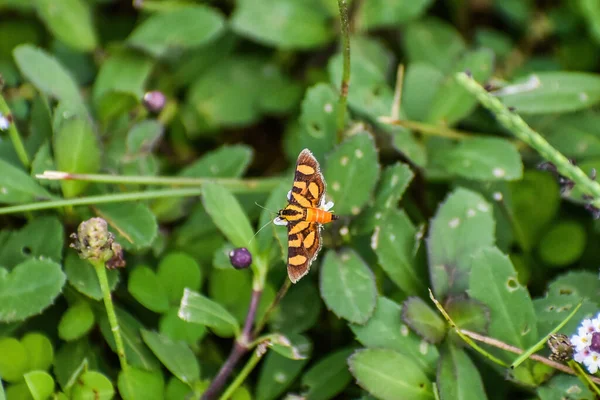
[571,314,600,374]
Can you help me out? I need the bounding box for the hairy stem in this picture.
[456,72,600,208]
[336,0,351,142]
[201,289,262,400]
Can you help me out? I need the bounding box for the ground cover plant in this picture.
[3,0,600,399]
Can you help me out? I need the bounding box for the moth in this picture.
[274,149,338,283]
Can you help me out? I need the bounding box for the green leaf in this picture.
[256,343,312,400]
[348,348,434,400]
[231,0,333,49]
[509,170,560,251]
[53,116,101,198]
[288,83,338,162]
[141,330,200,385]
[319,249,377,324]
[0,158,53,204]
[156,252,202,305]
[128,6,224,58]
[180,145,253,178]
[537,374,595,400]
[118,367,164,400]
[437,342,487,400]
[97,308,160,371]
[402,18,466,73]
[53,340,91,390]
[428,188,495,299]
[64,252,119,300]
[269,333,311,360]
[543,113,600,160]
[401,297,446,343]
[352,162,414,235]
[468,247,538,358]
[128,266,170,313]
[445,297,489,334]
[24,370,54,400]
[178,288,240,337]
[426,49,495,125]
[92,50,154,121]
[402,63,445,122]
[0,258,65,322]
[391,128,427,167]
[538,220,586,267]
[357,0,433,30]
[324,132,380,216]
[547,270,600,301]
[269,279,321,334]
[159,307,206,345]
[202,182,256,255]
[497,72,600,114]
[371,209,426,295]
[126,120,164,156]
[301,348,354,400]
[0,337,28,382]
[435,137,523,181]
[95,203,158,250]
[58,301,95,341]
[534,294,596,337]
[34,0,97,51]
[70,371,114,400]
[13,45,83,107]
[21,333,53,372]
[350,297,439,375]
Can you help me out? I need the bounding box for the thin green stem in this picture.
[336,0,351,142]
[429,289,508,367]
[37,170,281,190]
[0,94,29,168]
[91,259,132,393]
[456,72,600,208]
[253,278,292,337]
[218,344,268,400]
[510,300,582,369]
[378,117,476,140]
[569,360,600,396]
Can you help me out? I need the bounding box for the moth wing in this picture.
[291,149,325,208]
[287,222,323,283]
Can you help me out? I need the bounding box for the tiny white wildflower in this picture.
[585,353,600,374]
[0,113,9,131]
[572,314,600,373]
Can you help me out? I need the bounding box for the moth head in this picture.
[273,210,288,226]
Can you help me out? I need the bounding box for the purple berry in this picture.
[229,247,252,269]
[143,91,166,113]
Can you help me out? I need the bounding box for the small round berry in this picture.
[229,247,252,269]
[143,91,166,113]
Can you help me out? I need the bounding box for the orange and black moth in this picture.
[274,149,338,283]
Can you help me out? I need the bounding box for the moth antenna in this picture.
[248,218,275,246]
[254,202,277,215]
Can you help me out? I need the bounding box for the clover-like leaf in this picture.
[324,132,380,216]
[428,188,495,299]
[0,158,53,204]
[349,349,434,400]
[118,367,164,400]
[64,252,119,300]
[301,348,354,400]
[95,203,158,251]
[350,296,439,376]
[35,0,97,52]
[0,258,66,322]
[127,5,225,57]
[178,288,240,337]
[319,249,377,324]
[498,72,600,114]
[437,342,487,400]
[128,266,169,313]
[402,297,446,344]
[141,330,200,385]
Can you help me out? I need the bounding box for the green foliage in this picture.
[3,1,600,399]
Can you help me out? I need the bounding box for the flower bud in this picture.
[229,247,252,269]
[547,333,573,362]
[70,218,126,268]
[143,91,166,113]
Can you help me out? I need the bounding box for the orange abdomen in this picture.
[306,207,337,224]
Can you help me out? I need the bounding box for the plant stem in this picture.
[461,329,600,385]
[378,117,475,140]
[253,279,291,337]
[219,343,268,400]
[201,289,262,400]
[456,72,600,208]
[0,94,30,168]
[336,0,351,142]
[36,170,281,191]
[569,360,600,396]
[510,300,582,369]
[91,259,132,393]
